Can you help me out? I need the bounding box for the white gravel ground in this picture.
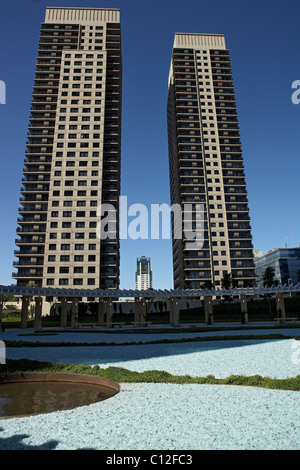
[0,326,299,450]
[0,383,299,450]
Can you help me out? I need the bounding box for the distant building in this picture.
[255,247,300,285]
[135,257,152,290]
[254,250,263,260]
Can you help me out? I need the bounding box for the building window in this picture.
[60,244,70,251]
[75,244,84,250]
[58,267,69,274]
[74,267,83,273]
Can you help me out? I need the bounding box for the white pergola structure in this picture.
[0,283,299,329]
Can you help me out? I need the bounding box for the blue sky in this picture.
[0,0,299,290]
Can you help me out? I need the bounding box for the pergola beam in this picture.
[1,283,299,330]
[1,283,299,299]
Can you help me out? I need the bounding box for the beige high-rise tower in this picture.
[13,7,122,289]
[167,33,255,289]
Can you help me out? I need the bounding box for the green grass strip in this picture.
[1,359,300,391]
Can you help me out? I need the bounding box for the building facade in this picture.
[255,247,300,286]
[167,33,255,289]
[135,257,153,290]
[13,7,122,289]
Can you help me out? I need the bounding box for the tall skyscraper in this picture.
[135,257,153,290]
[167,33,255,289]
[13,7,122,290]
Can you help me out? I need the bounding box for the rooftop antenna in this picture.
[286,236,292,248]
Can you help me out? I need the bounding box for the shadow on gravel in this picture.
[6,337,289,367]
[0,427,59,450]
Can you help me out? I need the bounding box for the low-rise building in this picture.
[255,247,300,285]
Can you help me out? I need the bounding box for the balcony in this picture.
[29,113,56,120]
[184,261,211,269]
[14,248,44,256]
[25,151,52,158]
[12,272,43,279]
[227,223,251,230]
[230,251,254,259]
[227,232,252,240]
[225,204,249,212]
[18,215,47,223]
[13,260,44,267]
[229,241,253,249]
[18,204,48,212]
[16,227,46,234]
[180,178,205,185]
[224,188,247,196]
[23,166,51,174]
[227,214,250,221]
[15,236,45,245]
[223,180,246,187]
[222,171,245,178]
[28,129,54,137]
[231,269,256,278]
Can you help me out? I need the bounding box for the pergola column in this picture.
[0,295,3,330]
[34,297,43,331]
[106,299,113,327]
[169,298,180,327]
[97,299,105,326]
[20,296,29,329]
[276,293,286,322]
[71,298,79,328]
[204,296,213,325]
[240,295,248,324]
[134,298,141,324]
[133,299,147,325]
[60,298,68,327]
[140,299,147,326]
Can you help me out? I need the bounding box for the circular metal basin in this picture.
[0,373,120,419]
